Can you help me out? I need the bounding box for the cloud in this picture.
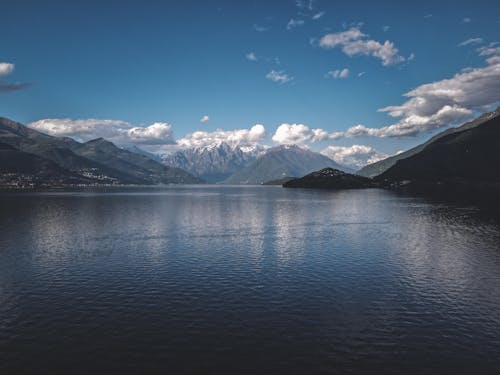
[253,24,269,32]
[318,27,405,66]
[246,52,258,61]
[272,123,335,144]
[424,14,433,19]
[478,46,500,56]
[0,81,31,93]
[358,71,366,77]
[330,56,500,138]
[287,19,305,30]
[487,55,500,65]
[200,115,210,123]
[462,17,471,23]
[321,145,389,169]
[0,62,14,76]
[326,68,349,79]
[266,70,293,84]
[178,124,266,148]
[28,118,176,146]
[296,0,314,10]
[383,25,390,32]
[312,11,325,20]
[0,62,31,93]
[459,38,483,47]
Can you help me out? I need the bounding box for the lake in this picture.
[1,186,500,374]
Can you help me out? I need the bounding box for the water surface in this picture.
[1,186,500,374]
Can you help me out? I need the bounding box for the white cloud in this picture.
[458,38,483,47]
[478,46,500,56]
[253,24,269,32]
[312,11,325,20]
[486,55,500,65]
[383,25,390,32]
[326,68,349,79]
[28,118,176,146]
[424,14,433,19]
[272,123,337,144]
[462,17,471,23]
[287,19,305,30]
[0,62,14,76]
[318,27,405,66]
[296,0,314,10]
[178,124,266,148]
[246,52,258,61]
[272,123,311,144]
[266,70,293,84]
[200,115,210,123]
[358,71,366,77]
[321,145,388,169]
[330,55,500,138]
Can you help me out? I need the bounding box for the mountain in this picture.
[0,141,93,186]
[223,144,351,185]
[162,142,261,182]
[283,168,374,189]
[122,145,162,162]
[376,110,500,186]
[73,138,201,184]
[357,107,500,178]
[0,117,201,186]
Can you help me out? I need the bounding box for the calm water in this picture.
[1,186,500,374]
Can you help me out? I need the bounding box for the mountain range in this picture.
[376,108,500,186]
[283,108,500,201]
[357,107,500,178]
[223,144,351,184]
[161,142,262,182]
[0,117,200,186]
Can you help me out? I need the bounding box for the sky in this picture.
[1,0,500,168]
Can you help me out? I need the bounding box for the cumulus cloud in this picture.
[321,145,389,169]
[0,62,14,76]
[246,52,258,61]
[458,38,483,47]
[318,27,405,66]
[326,68,349,79]
[177,124,266,148]
[266,70,293,84]
[28,118,176,146]
[272,123,337,144]
[326,55,500,139]
[287,19,305,30]
[200,115,210,123]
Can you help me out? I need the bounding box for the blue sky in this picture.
[1,0,500,167]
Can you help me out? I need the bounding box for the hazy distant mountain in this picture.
[0,117,201,185]
[376,109,500,185]
[122,145,162,162]
[357,107,500,178]
[162,142,262,182]
[224,144,351,185]
[284,168,374,189]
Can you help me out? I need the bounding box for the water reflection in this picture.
[1,186,500,373]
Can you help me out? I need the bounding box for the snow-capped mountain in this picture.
[223,144,352,185]
[161,141,264,182]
